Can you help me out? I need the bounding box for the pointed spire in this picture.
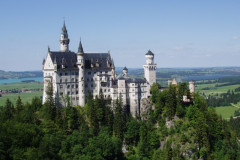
[48,46,50,52]
[78,38,84,53]
[61,20,68,37]
[123,66,128,71]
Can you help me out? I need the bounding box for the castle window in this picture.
[132,84,134,86]
[76,79,78,82]
[91,84,93,87]
[75,72,78,75]
[60,79,62,83]
[65,72,68,75]
[87,78,89,81]
[67,85,70,89]
[60,85,63,89]
[67,91,70,95]
[76,91,78,94]
[60,73,62,76]
[85,84,88,87]
[76,97,79,100]
[65,79,68,82]
[104,89,106,92]
[82,90,83,93]
[60,92,63,96]
[72,85,74,88]
[76,84,78,88]
[91,78,93,81]
[72,78,74,82]
[108,89,110,92]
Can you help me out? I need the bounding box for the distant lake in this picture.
[0,77,43,84]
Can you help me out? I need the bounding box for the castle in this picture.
[42,22,157,117]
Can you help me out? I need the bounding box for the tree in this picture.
[150,83,161,103]
[113,96,126,139]
[3,98,14,120]
[124,118,140,146]
[16,96,23,112]
[44,82,56,120]
[85,92,99,135]
[164,85,177,120]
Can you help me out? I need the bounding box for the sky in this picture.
[1,0,240,71]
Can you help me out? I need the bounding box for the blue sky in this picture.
[1,0,240,71]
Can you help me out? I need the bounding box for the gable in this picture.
[44,53,54,70]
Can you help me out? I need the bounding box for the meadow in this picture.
[0,82,43,106]
[215,106,239,119]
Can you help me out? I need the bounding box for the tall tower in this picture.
[189,80,195,94]
[143,50,157,86]
[77,40,85,106]
[60,21,70,52]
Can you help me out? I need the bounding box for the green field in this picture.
[0,82,43,106]
[214,106,239,119]
[196,84,240,96]
[0,82,43,90]
[0,91,43,106]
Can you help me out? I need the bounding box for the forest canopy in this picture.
[0,82,239,160]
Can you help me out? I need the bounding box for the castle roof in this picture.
[49,51,113,70]
[84,53,112,69]
[49,51,77,69]
[123,66,128,71]
[145,50,154,56]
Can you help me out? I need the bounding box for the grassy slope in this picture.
[215,106,239,119]
[0,82,43,106]
[196,83,240,96]
[196,82,240,119]
[0,91,43,106]
[0,82,43,90]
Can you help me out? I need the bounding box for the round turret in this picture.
[145,50,154,65]
[123,66,128,77]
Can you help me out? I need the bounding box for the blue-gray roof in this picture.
[49,51,113,70]
[145,50,154,56]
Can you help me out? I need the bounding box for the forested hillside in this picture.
[0,83,239,159]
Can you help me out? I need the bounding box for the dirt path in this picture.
[231,103,240,108]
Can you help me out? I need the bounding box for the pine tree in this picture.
[4,98,15,120]
[113,96,125,139]
[165,85,177,120]
[16,96,23,112]
[44,81,56,120]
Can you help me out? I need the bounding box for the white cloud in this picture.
[233,36,240,40]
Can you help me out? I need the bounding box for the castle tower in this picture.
[60,21,70,52]
[189,80,195,94]
[77,39,85,106]
[143,50,157,86]
[122,66,128,78]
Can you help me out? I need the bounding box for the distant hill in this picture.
[0,70,42,79]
